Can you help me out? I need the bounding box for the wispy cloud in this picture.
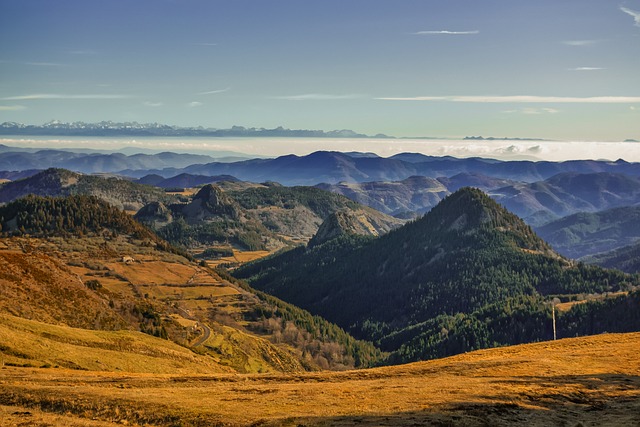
[274,93,362,101]
[2,93,131,101]
[0,105,26,111]
[142,101,163,107]
[187,101,203,108]
[503,108,560,115]
[197,87,230,95]
[413,30,479,35]
[621,6,640,26]
[0,60,67,67]
[376,95,640,103]
[562,40,599,46]
[569,67,605,71]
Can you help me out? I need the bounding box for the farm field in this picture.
[1,332,639,426]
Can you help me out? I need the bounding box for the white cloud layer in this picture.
[187,101,203,108]
[142,101,163,107]
[376,95,640,103]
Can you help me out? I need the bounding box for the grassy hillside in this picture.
[0,195,382,373]
[1,332,639,426]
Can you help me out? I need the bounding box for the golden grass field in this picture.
[1,332,639,426]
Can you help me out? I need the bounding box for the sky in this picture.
[1,0,639,142]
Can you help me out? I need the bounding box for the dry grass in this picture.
[103,260,196,285]
[139,283,240,301]
[1,332,639,426]
[207,249,272,268]
[0,314,229,374]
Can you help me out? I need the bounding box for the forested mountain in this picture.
[536,206,640,259]
[235,188,640,362]
[0,168,178,210]
[0,194,158,241]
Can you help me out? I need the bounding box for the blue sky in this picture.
[1,0,639,141]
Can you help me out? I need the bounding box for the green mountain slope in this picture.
[235,188,640,362]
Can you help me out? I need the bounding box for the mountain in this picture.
[0,194,381,373]
[120,151,640,186]
[582,241,640,273]
[140,173,239,189]
[235,188,640,363]
[0,121,390,139]
[309,209,398,247]
[317,173,516,218]
[492,172,640,225]
[536,206,640,259]
[0,168,177,210]
[0,148,217,174]
[228,184,404,242]
[317,176,448,217]
[138,184,403,251]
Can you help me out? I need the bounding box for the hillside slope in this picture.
[1,332,639,426]
[536,206,640,259]
[236,188,640,362]
[0,195,381,373]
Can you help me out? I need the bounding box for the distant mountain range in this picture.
[2,147,640,186]
[0,121,391,139]
[119,151,640,186]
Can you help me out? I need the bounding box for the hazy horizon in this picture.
[3,135,640,163]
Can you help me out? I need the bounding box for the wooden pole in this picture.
[552,303,557,341]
